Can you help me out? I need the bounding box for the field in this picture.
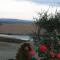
[0,24,35,35]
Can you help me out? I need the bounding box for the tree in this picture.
[32,11,60,60]
[16,11,60,60]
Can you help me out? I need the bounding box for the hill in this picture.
[0,18,33,24]
[0,18,35,35]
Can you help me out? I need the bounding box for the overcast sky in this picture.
[0,0,60,20]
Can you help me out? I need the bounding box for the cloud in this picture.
[0,0,34,20]
[0,0,60,20]
[20,0,60,7]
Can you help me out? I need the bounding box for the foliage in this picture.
[32,11,60,60]
[16,11,60,60]
[34,12,60,32]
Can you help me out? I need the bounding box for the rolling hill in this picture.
[0,18,33,24]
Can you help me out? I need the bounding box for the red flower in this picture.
[39,44,47,52]
[57,52,60,58]
[16,53,19,58]
[50,51,55,58]
[57,40,60,46]
[24,47,29,51]
[29,50,35,56]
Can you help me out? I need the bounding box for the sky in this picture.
[0,0,60,20]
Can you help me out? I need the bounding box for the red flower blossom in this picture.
[50,51,55,58]
[57,52,60,58]
[24,47,29,51]
[16,53,19,58]
[29,50,35,56]
[39,44,47,52]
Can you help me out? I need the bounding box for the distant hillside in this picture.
[0,18,35,35]
[0,18,33,24]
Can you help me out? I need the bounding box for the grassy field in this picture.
[0,24,35,35]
